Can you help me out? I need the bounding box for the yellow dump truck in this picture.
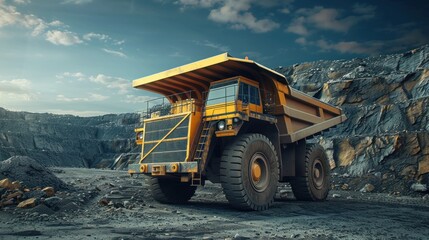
[128,53,346,210]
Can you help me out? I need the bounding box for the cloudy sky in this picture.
[1,0,428,116]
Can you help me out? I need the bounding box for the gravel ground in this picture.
[0,167,428,240]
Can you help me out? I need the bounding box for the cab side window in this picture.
[238,82,249,103]
[249,85,260,105]
[238,82,260,105]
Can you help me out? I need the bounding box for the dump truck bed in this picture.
[270,81,346,143]
[133,53,346,143]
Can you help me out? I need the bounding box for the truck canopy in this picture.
[132,53,288,101]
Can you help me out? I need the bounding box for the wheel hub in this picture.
[314,168,320,178]
[252,162,262,182]
[312,159,324,189]
[249,153,269,192]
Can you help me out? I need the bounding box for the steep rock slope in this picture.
[277,45,429,194]
[0,108,140,168]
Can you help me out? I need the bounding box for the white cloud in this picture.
[177,0,221,9]
[169,51,186,58]
[255,0,293,8]
[45,30,83,46]
[0,1,97,47]
[0,78,35,101]
[83,32,110,41]
[102,48,127,58]
[114,40,125,45]
[48,20,64,27]
[310,28,429,55]
[288,4,426,55]
[56,72,86,81]
[89,74,130,94]
[208,0,279,33]
[90,93,109,101]
[56,93,109,102]
[177,0,279,33]
[178,0,292,9]
[316,39,377,54]
[62,0,93,4]
[84,33,125,48]
[123,95,153,104]
[13,0,31,5]
[0,4,20,27]
[280,8,290,14]
[352,3,376,15]
[195,40,229,52]
[287,5,376,35]
[56,72,131,94]
[0,2,47,36]
[287,17,308,35]
[24,15,48,36]
[308,8,358,32]
[295,37,307,45]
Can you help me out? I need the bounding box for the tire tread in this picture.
[290,143,330,201]
[220,133,279,211]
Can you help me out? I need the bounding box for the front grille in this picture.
[143,115,189,163]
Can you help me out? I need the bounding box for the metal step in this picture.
[191,173,201,186]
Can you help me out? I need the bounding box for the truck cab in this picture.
[204,77,269,138]
[205,77,263,117]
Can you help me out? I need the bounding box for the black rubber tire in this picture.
[148,177,197,204]
[220,133,279,211]
[290,143,330,201]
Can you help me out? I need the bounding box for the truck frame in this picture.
[128,53,346,210]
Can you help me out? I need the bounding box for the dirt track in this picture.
[0,168,428,240]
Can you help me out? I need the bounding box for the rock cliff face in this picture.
[276,45,429,195]
[0,108,140,168]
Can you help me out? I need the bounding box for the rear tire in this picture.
[220,133,279,211]
[148,177,196,204]
[291,143,330,201]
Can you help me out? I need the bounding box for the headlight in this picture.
[217,120,226,131]
[137,131,143,140]
[233,117,240,123]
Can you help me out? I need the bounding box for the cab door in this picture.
[238,79,263,114]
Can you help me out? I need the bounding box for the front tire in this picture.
[220,134,279,211]
[290,143,330,201]
[149,177,197,204]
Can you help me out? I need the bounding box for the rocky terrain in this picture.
[276,45,429,196]
[0,164,428,239]
[0,108,140,168]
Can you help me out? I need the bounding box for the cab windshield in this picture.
[206,80,238,105]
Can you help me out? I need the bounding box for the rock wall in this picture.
[277,45,429,195]
[0,108,140,168]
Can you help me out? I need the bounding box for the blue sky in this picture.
[0,0,428,116]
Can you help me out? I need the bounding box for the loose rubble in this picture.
[0,156,67,190]
[1,167,428,239]
[411,183,428,192]
[0,156,103,225]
